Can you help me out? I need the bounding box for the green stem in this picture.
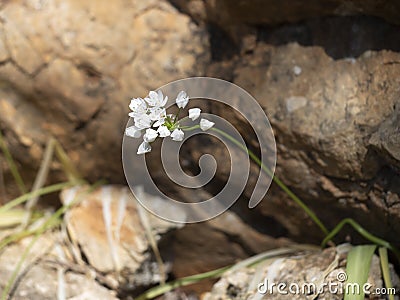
[321,218,400,261]
[210,127,329,236]
[0,182,74,214]
[179,124,198,131]
[0,129,27,195]
[183,125,400,258]
[379,247,395,300]
[174,108,182,124]
[135,265,230,300]
[1,233,42,300]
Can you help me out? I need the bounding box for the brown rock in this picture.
[60,185,182,289]
[0,233,119,300]
[0,0,209,193]
[213,43,400,243]
[203,245,399,300]
[171,0,400,27]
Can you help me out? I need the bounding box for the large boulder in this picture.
[208,43,400,243]
[0,0,209,196]
[171,0,400,27]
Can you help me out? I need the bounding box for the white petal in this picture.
[171,129,184,141]
[149,107,166,121]
[175,91,189,108]
[188,108,201,121]
[134,114,152,129]
[145,91,159,106]
[200,118,215,131]
[143,128,158,142]
[137,141,151,154]
[129,98,147,112]
[157,90,168,106]
[125,126,142,138]
[153,118,165,127]
[161,95,168,107]
[145,90,167,107]
[157,125,171,137]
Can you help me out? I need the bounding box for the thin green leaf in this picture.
[0,129,26,194]
[321,218,400,262]
[23,138,56,228]
[0,182,73,214]
[135,266,230,300]
[135,245,317,300]
[344,245,376,300]
[379,247,395,300]
[54,139,82,183]
[0,209,29,228]
[1,233,41,300]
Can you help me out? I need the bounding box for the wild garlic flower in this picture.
[129,98,147,118]
[145,90,168,107]
[137,141,151,155]
[157,125,171,137]
[200,118,215,131]
[188,108,201,121]
[175,91,189,108]
[171,129,184,141]
[143,128,158,142]
[126,90,214,154]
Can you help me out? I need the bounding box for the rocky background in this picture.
[0,0,399,297]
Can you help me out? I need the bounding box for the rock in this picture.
[0,0,209,196]
[202,245,399,300]
[369,104,400,171]
[202,41,400,243]
[0,233,118,300]
[0,184,186,299]
[160,206,290,294]
[60,184,182,290]
[171,0,400,28]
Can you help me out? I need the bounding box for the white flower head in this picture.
[134,114,152,130]
[143,128,158,142]
[125,126,142,138]
[188,108,201,121]
[145,90,168,107]
[137,141,151,154]
[171,129,184,141]
[157,125,171,137]
[153,118,165,128]
[175,91,189,109]
[129,98,147,118]
[149,106,166,121]
[200,118,215,131]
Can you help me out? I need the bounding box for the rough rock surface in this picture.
[171,0,400,30]
[0,0,209,196]
[0,233,119,300]
[60,185,183,291]
[218,44,400,243]
[203,245,400,300]
[0,184,183,299]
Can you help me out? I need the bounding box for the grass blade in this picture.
[321,218,400,262]
[134,244,318,300]
[344,245,376,300]
[0,182,73,214]
[378,247,395,300]
[135,266,230,300]
[0,129,26,194]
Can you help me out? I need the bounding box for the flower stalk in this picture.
[126,89,328,235]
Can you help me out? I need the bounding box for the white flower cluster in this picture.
[126,90,214,154]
